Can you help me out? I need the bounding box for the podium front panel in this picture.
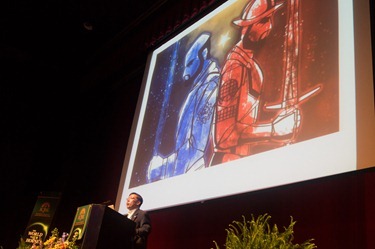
[78,204,135,249]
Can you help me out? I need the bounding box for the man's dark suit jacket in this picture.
[127,209,151,249]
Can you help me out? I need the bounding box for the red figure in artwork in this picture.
[214,0,304,163]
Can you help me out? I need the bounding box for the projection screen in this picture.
[116,0,375,213]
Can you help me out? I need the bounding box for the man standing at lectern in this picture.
[126,192,151,249]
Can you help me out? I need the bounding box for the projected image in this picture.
[129,0,339,187]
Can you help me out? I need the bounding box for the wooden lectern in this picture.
[70,204,135,249]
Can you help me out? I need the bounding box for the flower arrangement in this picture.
[17,228,79,249]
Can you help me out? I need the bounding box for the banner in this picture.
[68,204,92,241]
[23,193,61,245]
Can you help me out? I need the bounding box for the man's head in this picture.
[126,192,143,210]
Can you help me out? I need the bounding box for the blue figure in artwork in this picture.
[147,32,220,182]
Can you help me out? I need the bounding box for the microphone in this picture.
[100,200,112,205]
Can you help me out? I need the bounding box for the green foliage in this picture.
[16,237,31,249]
[212,214,317,249]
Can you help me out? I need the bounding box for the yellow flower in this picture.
[43,236,56,246]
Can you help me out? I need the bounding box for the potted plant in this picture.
[212,213,317,249]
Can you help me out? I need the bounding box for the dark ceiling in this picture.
[0,0,163,183]
[0,0,161,73]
